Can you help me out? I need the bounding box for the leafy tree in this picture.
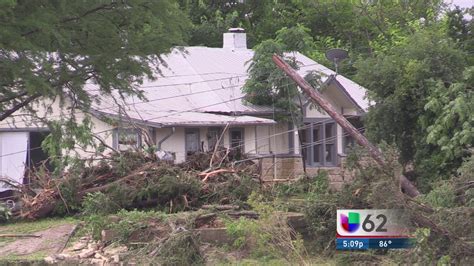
[445,6,474,65]
[243,25,316,115]
[418,67,474,180]
[1,0,187,119]
[0,0,188,167]
[355,25,468,188]
[178,0,270,47]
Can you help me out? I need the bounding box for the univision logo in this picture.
[340,212,360,233]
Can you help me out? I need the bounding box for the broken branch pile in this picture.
[2,151,260,220]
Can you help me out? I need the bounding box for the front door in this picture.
[229,128,244,158]
[0,132,29,191]
[185,128,200,157]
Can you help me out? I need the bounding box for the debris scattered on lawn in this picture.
[2,151,260,220]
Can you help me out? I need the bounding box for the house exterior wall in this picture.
[0,97,116,159]
[156,127,186,162]
[256,82,365,189]
[155,122,292,163]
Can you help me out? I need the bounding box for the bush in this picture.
[420,181,456,208]
[157,231,203,266]
[224,195,308,264]
[0,202,11,223]
[84,209,166,242]
[82,192,120,215]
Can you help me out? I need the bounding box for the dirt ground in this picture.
[0,223,76,258]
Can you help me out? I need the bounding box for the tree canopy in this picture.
[1,0,472,189]
[0,0,188,121]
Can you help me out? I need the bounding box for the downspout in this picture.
[157,127,175,150]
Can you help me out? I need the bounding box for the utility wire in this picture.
[0,62,322,128]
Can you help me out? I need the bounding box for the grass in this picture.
[0,250,49,264]
[0,217,77,235]
[0,217,77,245]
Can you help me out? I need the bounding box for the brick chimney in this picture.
[223,28,247,50]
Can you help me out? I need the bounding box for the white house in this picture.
[0,29,369,191]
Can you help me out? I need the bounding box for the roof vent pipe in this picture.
[223,28,247,50]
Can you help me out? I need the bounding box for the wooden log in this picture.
[272,55,420,198]
[226,211,259,219]
[0,234,41,238]
[201,204,239,211]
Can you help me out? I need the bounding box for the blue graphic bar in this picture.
[336,238,369,250]
[368,238,414,249]
[336,238,413,250]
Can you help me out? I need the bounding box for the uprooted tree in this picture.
[1,149,259,220]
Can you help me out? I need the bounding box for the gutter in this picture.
[157,127,175,150]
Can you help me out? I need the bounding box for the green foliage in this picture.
[224,215,307,263]
[1,0,188,111]
[420,67,474,175]
[457,153,474,207]
[225,217,259,250]
[0,0,189,166]
[157,231,203,266]
[200,173,259,206]
[0,202,11,223]
[52,175,82,216]
[276,172,330,198]
[82,192,120,216]
[420,181,456,208]
[355,24,471,189]
[243,25,318,118]
[84,209,166,242]
[84,214,109,240]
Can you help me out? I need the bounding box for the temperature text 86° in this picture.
[379,240,392,248]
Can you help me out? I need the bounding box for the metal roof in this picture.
[87,46,369,126]
[92,109,276,128]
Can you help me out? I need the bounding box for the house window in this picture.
[207,127,223,151]
[185,128,200,157]
[114,128,141,151]
[343,118,364,154]
[344,135,355,154]
[305,121,337,167]
[229,128,244,157]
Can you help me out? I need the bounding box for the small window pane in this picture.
[313,144,321,163]
[185,130,199,155]
[230,131,242,147]
[325,123,334,138]
[312,127,320,142]
[230,129,244,158]
[208,128,222,150]
[326,144,335,164]
[344,135,355,153]
[117,129,140,151]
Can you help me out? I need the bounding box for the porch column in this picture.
[293,125,300,155]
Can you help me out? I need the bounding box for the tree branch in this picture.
[0,91,28,103]
[21,3,117,37]
[0,93,41,121]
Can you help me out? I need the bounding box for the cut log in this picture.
[226,211,259,219]
[0,234,41,238]
[201,204,239,211]
[272,55,420,198]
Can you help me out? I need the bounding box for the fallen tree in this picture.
[2,150,260,220]
[272,54,420,197]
